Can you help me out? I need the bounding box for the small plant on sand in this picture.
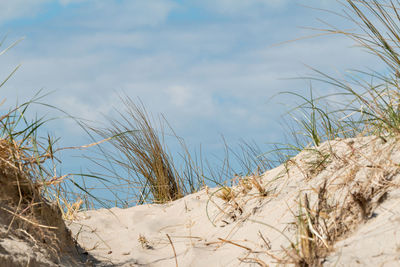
[249,175,268,196]
[286,192,331,267]
[217,186,235,202]
[138,234,153,250]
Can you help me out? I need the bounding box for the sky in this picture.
[0,0,384,201]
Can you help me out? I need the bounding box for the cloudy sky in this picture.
[0,1,382,175]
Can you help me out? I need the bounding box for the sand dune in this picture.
[64,135,400,266]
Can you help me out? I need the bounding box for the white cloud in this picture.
[193,0,289,16]
[58,0,87,5]
[163,84,216,120]
[193,0,344,19]
[0,0,176,28]
[0,0,50,24]
[166,85,192,107]
[0,0,91,25]
[70,0,177,29]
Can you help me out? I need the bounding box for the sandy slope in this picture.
[325,189,400,266]
[0,138,88,267]
[66,136,400,266]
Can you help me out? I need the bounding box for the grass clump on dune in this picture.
[89,97,189,204]
[0,81,88,265]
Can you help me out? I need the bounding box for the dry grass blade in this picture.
[166,234,178,267]
[217,237,253,252]
[238,257,269,267]
[0,207,58,229]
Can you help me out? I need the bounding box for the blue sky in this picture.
[0,1,382,185]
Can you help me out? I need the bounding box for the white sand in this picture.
[66,136,400,266]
